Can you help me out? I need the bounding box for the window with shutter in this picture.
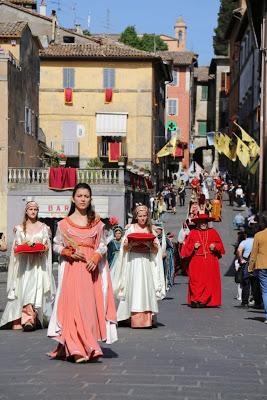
[24,107,31,134]
[61,121,79,156]
[201,85,208,100]
[167,99,178,115]
[63,68,75,88]
[198,121,207,136]
[103,68,115,88]
[221,73,226,92]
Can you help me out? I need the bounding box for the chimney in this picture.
[40,0,46,16]
[75,24,83,35]
[51,10,57,43]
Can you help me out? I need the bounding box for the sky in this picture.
[45,0,221,65]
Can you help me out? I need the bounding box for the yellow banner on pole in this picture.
[234,122,260,158]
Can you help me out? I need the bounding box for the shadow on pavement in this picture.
[102,347,119,359]
[244,317,266,323]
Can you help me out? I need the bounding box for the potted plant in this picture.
[50,151,67,167]
[58,152,67,166]
[86,157,104,169]
[118,156,125,167]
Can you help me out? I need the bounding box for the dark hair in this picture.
[244,227,255,238]
[68,183,95,224]
[258,210,267,231]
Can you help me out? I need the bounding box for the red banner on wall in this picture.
[64,88,73,105]
[108,142,121,162]
[105,88,113,103]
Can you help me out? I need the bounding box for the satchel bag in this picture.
[234,266,243,284]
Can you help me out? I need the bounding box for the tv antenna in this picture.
[71,2,77,26]
[104,8,111,33]
[87,11,91,30]
[50,0,61,13]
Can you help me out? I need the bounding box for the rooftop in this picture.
[194,66,210,82]
[40,41,159,60]
[0,0,53,21]
[8,0,36,4]
[0,21,27,37]
[158,50,197,65]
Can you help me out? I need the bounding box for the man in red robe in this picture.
[191,177,200,195]
[181,214,225,308]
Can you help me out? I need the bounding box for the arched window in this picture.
[178,30,183,44]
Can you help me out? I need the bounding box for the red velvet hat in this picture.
[191,213,214,224]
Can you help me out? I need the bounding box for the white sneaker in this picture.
[264,320,267,324]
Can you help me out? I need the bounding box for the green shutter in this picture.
[198,121,207,135]
[201,85,208,100]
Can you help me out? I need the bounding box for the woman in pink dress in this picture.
[48,183,117,363]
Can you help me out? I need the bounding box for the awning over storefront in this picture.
[96,112,128,136]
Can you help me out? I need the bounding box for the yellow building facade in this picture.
[39,43,170,168]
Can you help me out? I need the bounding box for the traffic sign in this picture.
[167,120,177,131]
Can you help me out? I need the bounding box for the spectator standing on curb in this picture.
[235,185,245,207]
[0,234,7,252]
[228,182,235,206]
[233,212,245,230]
[248,211,267,323]
[178,181,186,206]
[236,227,255,307]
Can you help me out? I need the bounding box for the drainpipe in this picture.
[259,3,267,210]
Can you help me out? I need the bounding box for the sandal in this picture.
[74,355,87,364]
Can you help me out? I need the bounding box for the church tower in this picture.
[174,16,187,51]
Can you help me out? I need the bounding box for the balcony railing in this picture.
[98,141,127,158]
[8,168,121,185]
[50,140,79,156]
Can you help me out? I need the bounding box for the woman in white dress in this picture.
[111,205,165,328]
[0,201,56,331]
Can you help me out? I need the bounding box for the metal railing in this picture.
[8,167,121,185]
[98,141,127,158]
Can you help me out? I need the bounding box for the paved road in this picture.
[0,197,266,400]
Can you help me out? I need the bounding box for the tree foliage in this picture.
[119,26,167,52]
[83,29,91,36]
[213,0,238,56]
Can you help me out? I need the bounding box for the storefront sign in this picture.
[29,196,109,218]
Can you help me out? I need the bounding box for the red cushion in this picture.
[127,233,155,242]
[15,243,46,254]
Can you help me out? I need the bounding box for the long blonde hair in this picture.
[132,205,153,233]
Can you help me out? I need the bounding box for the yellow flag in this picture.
[214,133,225,153]
[247,156,259,175]
[221,134,236,161]
[234,122,260,158]
[248,141,260,158]
[236,137,250,167]
[157,135,176,158]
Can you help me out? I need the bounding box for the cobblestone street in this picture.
[0,198,267,400]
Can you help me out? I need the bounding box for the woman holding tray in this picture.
[0,201,56,331]
[111,205,165,328]
[47,183,117,363]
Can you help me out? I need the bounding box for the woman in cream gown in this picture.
[111,205,165,328]
[0,201,56,331]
